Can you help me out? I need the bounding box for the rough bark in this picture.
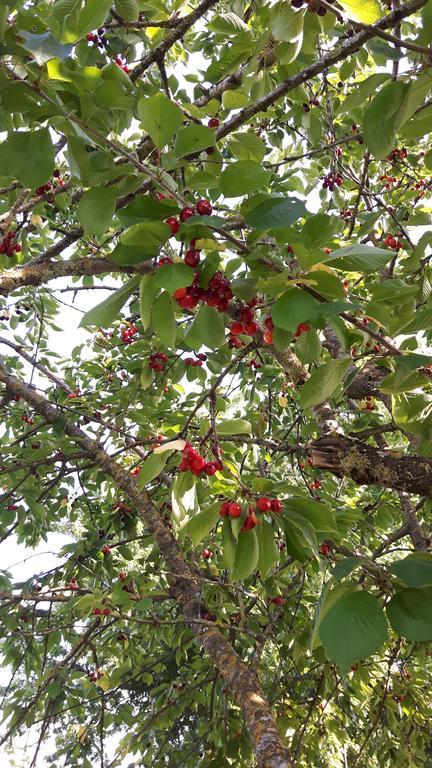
[310,436,432,499]
[0,258,152,296]
[0,359,291,768]
[345,364,388,400]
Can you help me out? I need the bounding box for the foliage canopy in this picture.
[1,1,432,767]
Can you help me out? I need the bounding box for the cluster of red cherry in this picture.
[322,172,343,191]
[121,324,139,344]
[35,170,62,197]
[384,234,404,250]
[174,270,233,312]
[21,413,34,425]
[387,147,407,162]
[302,97,320,112]
[66,576,78,590]
[380,173,398,190]
[179,443,223,477]
[114,55,130,74]
[86,28,108,48]
[166,199,213,238]
[247,358,262,369]
[185,354,206,367]
[149,351,169,372]
[0,230,21,256]
[219,496,282,521]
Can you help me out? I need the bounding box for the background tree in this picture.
[1,0,432,766]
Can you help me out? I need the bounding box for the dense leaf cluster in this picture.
[1,0,432,766]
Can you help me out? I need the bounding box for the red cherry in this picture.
[196,199,212,216]
[119,571,127,581]
[208,117,220,128]
[320,543,331,557]
[220,501,230,517]
[228,502,242,518]
[182,293,199,309]
[241,515,256,531]
[103,608,110,616]
[263,331,273,344]
[230,321,245,335]
[245,321,259,335]
[202,548,212,560]
[270,596,285,606]
[294,322,311,338]
[270,498,282,513]
[93,608,102,615]
[239,307,253,323]
[180,206,195,222]
[264,316,274,331]
[257,497,272,512]
[166,217,180,235]
[184,248,201,267]
[14,244,22,253]
[204,462,216,476]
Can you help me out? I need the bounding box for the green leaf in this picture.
[174,125,216,157]
[172,471,197,525]
[287,498,337,534]
[332,557,365,581]
[231,530,259,581]
[222,519,237,569]
[295,328,322,364]
[137,94,184,150]
[245,196,306,229]
[226,133,267,162]
[18,31,73,65]
[140,361,153,390]
[76,0,112,37]
[390,554,432,587]
[256,520,278,576]
[190,304,225,349]
[337,0,381,23]
[387,588,432,641]
[79,277,139,328]
[270,3,304,42]
[394,71,432,129]
[0,129,55,188]
[116,196,178,227]
[137,451,172,488]
[152,291,176,348]
[319,591,387,674]
[153,263,194,293]
[272,288,319,332]
[120,221,171,259]
[187,503,220,547]
[300,358,351,410]
[220,162,271,198]
[77,188,117,236]
[139,275,157,331]
[322,244,392,272]
[302,214,339,249]
[363,81,408,159]
[114,0,139,21]
[337,73,391,114]
[217,418,252,435]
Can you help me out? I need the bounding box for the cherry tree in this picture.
[1,0,432,766]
